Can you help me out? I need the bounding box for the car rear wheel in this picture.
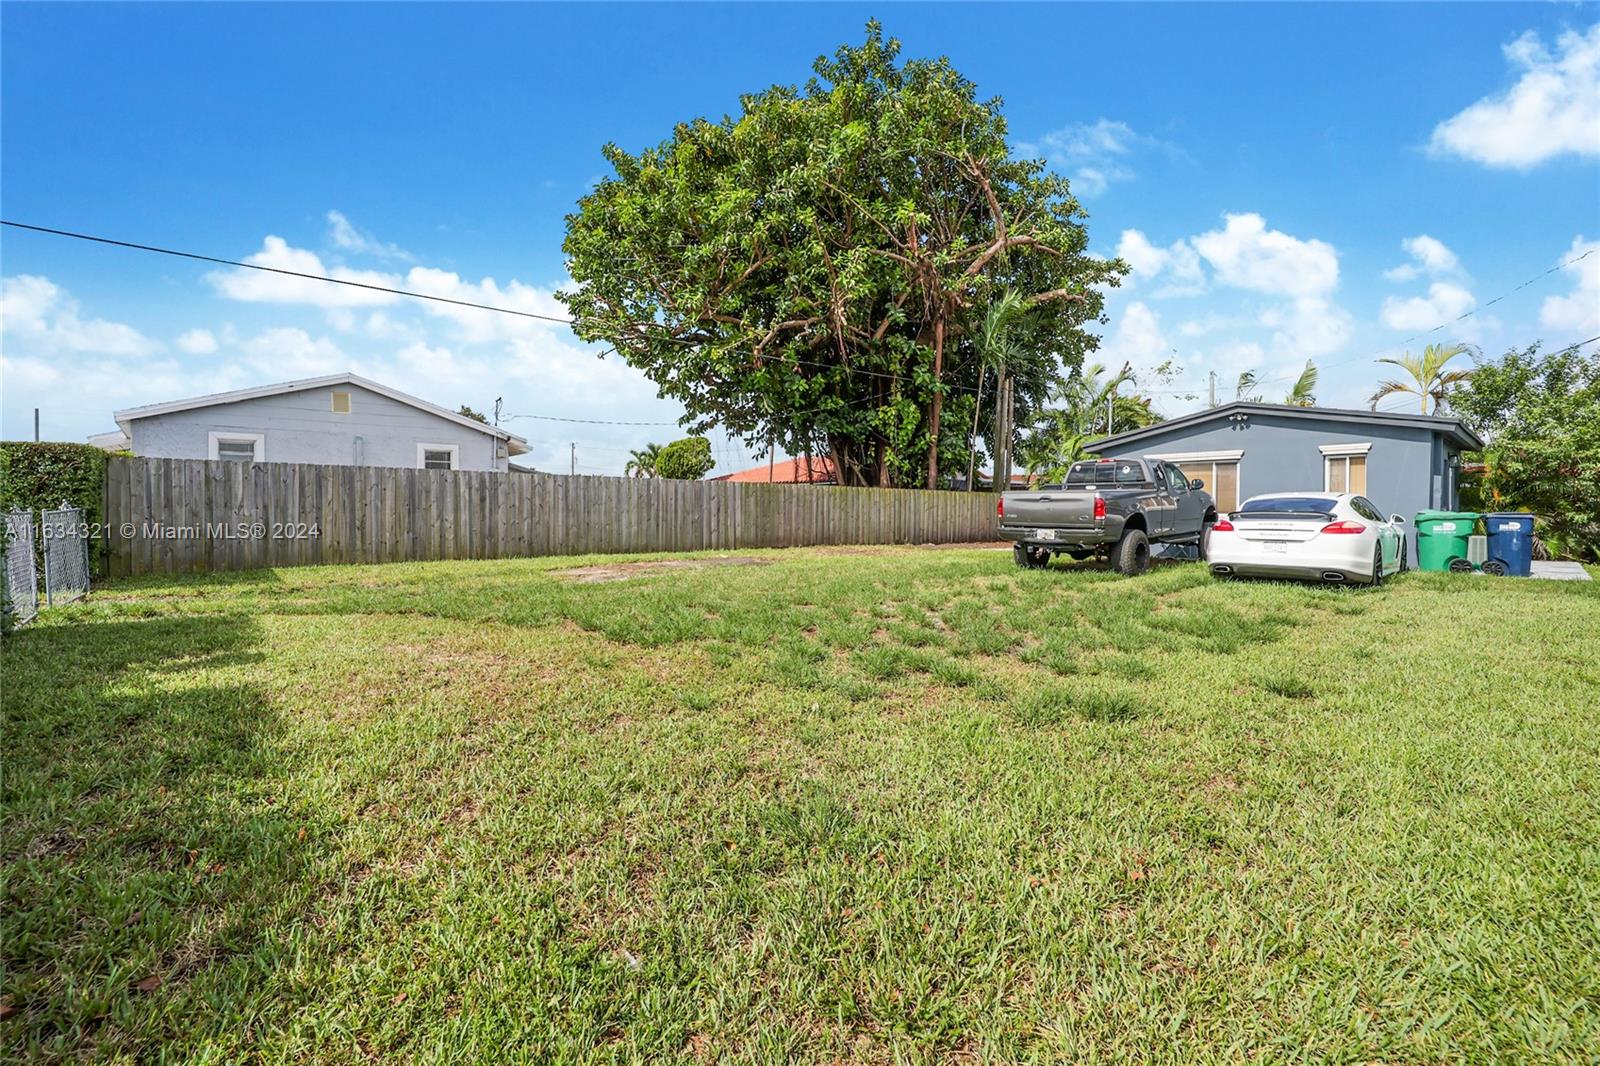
[1370,544,1384,587]
[1198,516,1217,562]
[1112,529,1151,576]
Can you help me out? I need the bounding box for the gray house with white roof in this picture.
[1088,402,1484,565]
[113,373,528,472]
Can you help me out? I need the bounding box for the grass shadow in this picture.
[1,615,322,1061]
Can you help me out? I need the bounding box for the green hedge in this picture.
[0,442,109,573]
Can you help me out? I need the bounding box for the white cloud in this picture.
[1429,24,1600,168]
[1023,119,1171,197]
[326,210,412,261]
[1115,230,1205,296]
[1192,213,1339,298]
[1383,235,1464,282]
[207,236,403,308]
[239,327,350,379]
[1097,301,1171,367]
[175,328,218,355]
[1260,296,1353,358]
[1380,281,1477,332]
[401,267,571,343]
[1,274,160,357]
[1540,236,1600,335]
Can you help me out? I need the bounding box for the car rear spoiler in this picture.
[1230,510,1336,521]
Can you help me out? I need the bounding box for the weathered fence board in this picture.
[103,457,1001,577]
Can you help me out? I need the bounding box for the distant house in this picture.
[87,429,131,452]
[1087,401,1484,563]
[113,373,527,472]
[713,456,838,484]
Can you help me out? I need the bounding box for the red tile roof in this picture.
[715,456,837,484]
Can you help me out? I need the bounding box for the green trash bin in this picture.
[1415,510,1479,572]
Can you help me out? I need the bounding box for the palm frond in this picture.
[1284,360,1318,406]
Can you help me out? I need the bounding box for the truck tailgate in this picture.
[1001,491,1101,529]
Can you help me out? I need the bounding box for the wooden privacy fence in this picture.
[104,457,1001,577]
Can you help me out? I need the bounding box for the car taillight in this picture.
[1212,517,1234,532]
[997,496,1005,519]
[1320,521,1366,534]
[1093,495,1106,520]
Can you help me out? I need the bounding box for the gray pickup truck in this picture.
[997,457,1218,575]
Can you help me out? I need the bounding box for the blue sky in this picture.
[3,3,1597,474]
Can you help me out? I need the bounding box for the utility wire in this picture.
[0,220,580,326]
[11,217,1585,433]
[1249,248,1595,390]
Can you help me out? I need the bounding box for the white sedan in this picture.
[1207,492,1407,585]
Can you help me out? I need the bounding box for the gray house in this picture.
[1088,402,1484,564]
[113,373,528,472]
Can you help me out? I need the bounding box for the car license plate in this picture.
[1263,540,1288,553]
[1034,529,1057,541]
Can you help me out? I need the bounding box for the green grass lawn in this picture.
[4,548,1598,1063]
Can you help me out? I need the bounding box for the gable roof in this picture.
[113,372,528,454]
[1087,401,1483,454]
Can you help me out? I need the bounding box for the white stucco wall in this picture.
[127,383,509,471]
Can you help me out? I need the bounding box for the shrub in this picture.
[0,442,109,573]
[653,436,715,481]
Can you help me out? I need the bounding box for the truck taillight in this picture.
[997,496,1005,519]
[1093,495,1106,520]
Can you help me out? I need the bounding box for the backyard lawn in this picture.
[3,547,1598,1063]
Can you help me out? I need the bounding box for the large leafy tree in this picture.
[559,23,1123,487]
[1448,341,1600,561]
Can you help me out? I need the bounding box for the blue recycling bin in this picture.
[1482,512,1535,577]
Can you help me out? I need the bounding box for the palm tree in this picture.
[1369,343,1473,414]
[624,443,662,478]
[1020,362,1155,477]
[1234,371,1262,403]
[965,289,1029,491]
[1283,360,1318,407]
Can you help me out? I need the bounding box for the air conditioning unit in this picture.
[1467,534,1488,567]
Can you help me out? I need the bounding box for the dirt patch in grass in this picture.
[551,556,773,583]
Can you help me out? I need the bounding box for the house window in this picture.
[1320,443,1371,495]
[417,443,459,471]
[331,391,351,414]
[207,431,264,463]
[1147,450,1244,511]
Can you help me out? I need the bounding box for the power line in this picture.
[0,219,579,326]
[1249,248,1595,390]
[499,411,679,427]
[0,217,1031,404]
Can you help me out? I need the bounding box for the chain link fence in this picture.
[4,510,40,628]
[42,503,91,607]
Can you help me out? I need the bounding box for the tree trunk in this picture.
[926,316,945,490]
[965,369,986,491]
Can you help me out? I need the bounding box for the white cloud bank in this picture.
[1429,23,1600,168]
[1381,281,1477,332]
[1,274,160,357]
[175,328,219,355]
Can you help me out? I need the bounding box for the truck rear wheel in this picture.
[1112,529,1151,576]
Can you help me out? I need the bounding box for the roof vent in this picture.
[331,391,351,414]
